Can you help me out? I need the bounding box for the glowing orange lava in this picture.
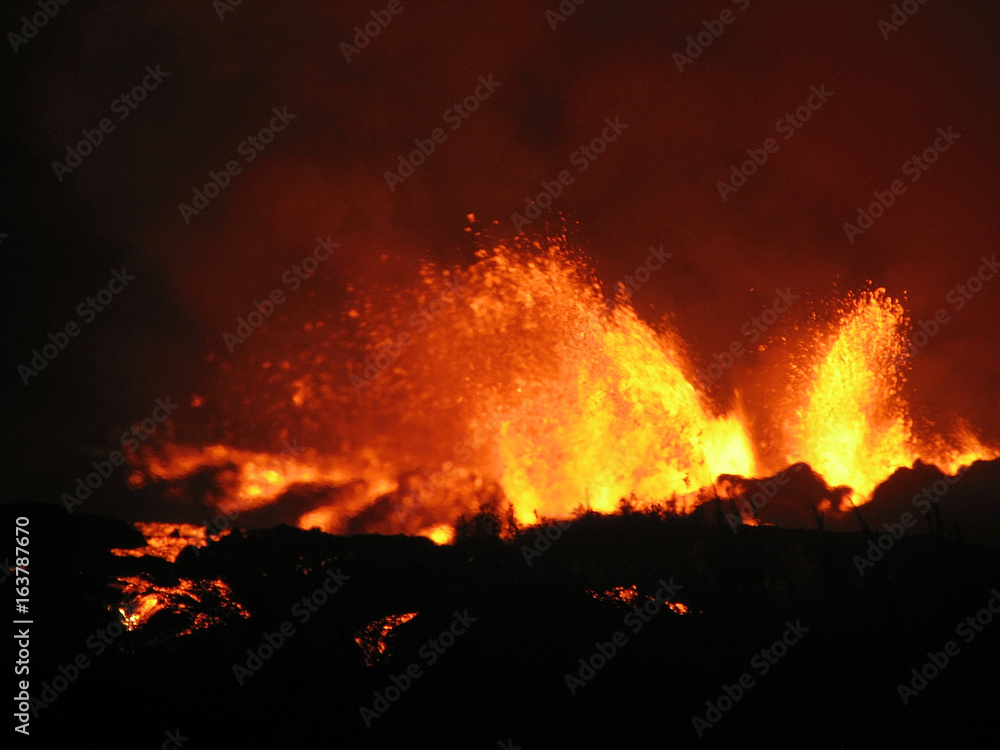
[129,235,996,535]
[111,522,211,562]
[465,242,757,520]
[785,289,996,502]
[113,575,249,635]
[587,585,694,614]
[784,290,916,499]
[354,612,419,667]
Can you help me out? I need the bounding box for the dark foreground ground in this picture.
[6,500,999,749]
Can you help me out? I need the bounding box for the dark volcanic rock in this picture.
[6,499,999,749]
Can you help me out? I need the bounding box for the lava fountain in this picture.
[784,288,996,501]
[130,231,996,538]
[784,289,917,500]
[462,240,757,519]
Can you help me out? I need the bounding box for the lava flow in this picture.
[128,232,997,541]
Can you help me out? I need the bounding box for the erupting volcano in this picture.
[129,231,997,541]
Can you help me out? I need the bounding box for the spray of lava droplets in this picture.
[786,288,996,499]
[130,231,997,539]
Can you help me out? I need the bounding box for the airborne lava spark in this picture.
[785,288,997,500]
[131,233,996,539]
[785,289,917,500]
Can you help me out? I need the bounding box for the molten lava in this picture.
[111,522,211,562]
[785,289,916,499]
[130,232,996,540]
[112,575,249,635]
[785,288,996,501]
[354,612,420,667]
[465,243,756,519]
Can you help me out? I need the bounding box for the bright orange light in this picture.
[785,289,996,502]
[354,612,419,666]
[443,241,756,522]
[111,522,209,562]
[127,238,995,535]
[425,524,454,545]
[112,575,248,635]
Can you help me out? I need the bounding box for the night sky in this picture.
[4,0,999,503]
